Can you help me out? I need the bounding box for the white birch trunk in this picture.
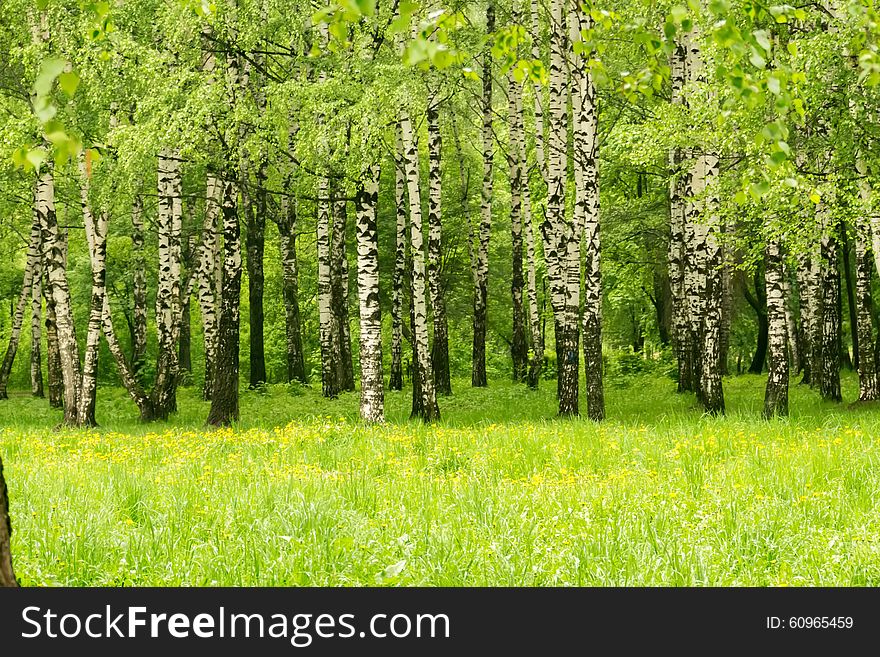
[198,174,222,399]
[571,4,604,420]
[400,114,439,421]
[356,163,384,422]
[855,160,879,401]
[153,150,183,417]
[36,166,81,425]
[543,0,577,415]
[763,237,789,417]
[76,153,108,427]
[530,0,548,186]
[668,36,691,392]
[427,104,452,395]
[472,1,495,388]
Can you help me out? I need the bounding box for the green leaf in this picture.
[354,0,375,16]
[58,71,80,96]
[750,180,770,199]
[787,42,798,57]
[749,49,766,69]
[402,39,428,66]
[33,102,57,123]
[734,190,748,204]
[26,147,48,171]
[753,30,772,53]
[33,58,66,97]
[809,192,821,204]
[11,146,29,168]
[769,150,787,166]
[670,5,689,23]
[432,47,453,70]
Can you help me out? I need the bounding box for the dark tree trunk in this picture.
[745,266,768,374]
[390,137,408,392]
[179,294,192,374]
[278,197,307,384]
[207,179,242,426]
[177,236,195,379]
[409,285,421,418]
[819,229,842,403]
[651,268,672,346]
[246,161,267,388]
[31,251,44,398]
[0,221,40,399]
[841,223,858,371]
[719,246,732,375]
[507,86,528,383]
[131,192,148,378]
[331,190,355,392]
[557,318,579,416]
[0,452,17,587]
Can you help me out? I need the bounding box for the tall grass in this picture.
[1,373,879,585]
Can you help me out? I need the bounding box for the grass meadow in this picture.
[2,373,879,586]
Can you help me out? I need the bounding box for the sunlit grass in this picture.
[2,373,879,585]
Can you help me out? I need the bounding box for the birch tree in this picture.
[818,198,842,403]
[427,103,452,395]
[152,150,183,419]
[356,162,384,422]
[37,166,81,425]
[668,36,692,393]
[854,217,878,401]
[44,277,62,409]
[76,152,108,427]
[207,177,243,425]
[571,4,604,420]
[331,187,355,392]
[245,53,268,389]
[131,190,147,376]
[508,76,528,383]
[277,117,307,385]
[197,174,222,399]
[472,1,495,388]
[390,133,407,392]
[763,237,789,417]
[541,0,580,415]
[400,114,439,421]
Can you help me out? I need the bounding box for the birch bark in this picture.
[427,104,452,395]
[356,163,384,422]
[763,238,789,417]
